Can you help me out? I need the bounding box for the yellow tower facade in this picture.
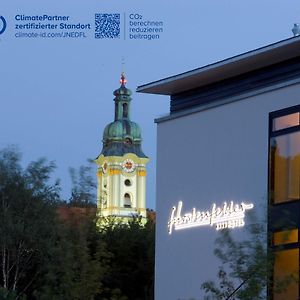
[95,74,149,219]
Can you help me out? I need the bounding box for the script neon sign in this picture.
[168,201,254,234]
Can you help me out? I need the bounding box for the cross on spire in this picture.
[120,72,127,86]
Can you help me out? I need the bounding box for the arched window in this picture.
[124,193,131,208]
[115,102,118,120]
[123,103,128,118]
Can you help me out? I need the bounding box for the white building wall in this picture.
[155,83,300,300]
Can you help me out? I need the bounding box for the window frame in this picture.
[269,104,300,206]
[268,104,300,300]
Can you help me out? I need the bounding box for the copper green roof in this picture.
[99,74,147,158]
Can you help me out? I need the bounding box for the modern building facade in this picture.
[138,37,300,299]
[95,74,149,219]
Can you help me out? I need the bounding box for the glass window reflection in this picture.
[273,113,299,131]
[273,249,299,300]
[271,132,300,203]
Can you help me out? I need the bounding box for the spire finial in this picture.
[121,56,125,73]
[120,72,127,86]
[120,57,127,86]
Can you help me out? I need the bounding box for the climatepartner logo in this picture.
[0,16,7,34]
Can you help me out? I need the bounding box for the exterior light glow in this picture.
[167,201,254,235]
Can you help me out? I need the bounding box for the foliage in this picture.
[0,147,155,300]
[69,161,97,207]
[98,216,155,300]
[34,207,111,300]
[0,146,60,299]
[201,220,269,300]
[201,215,300,300]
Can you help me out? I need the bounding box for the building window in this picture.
[269,105,300,204]
[269,105,300,300]
[273,112,300,131]
[270,132,300,203]
[273,248,299,300]
[273,229,298,246]
[124,193,131,208]
[272,230,299,300]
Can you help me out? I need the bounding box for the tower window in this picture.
[124,193,131,208]
[124,179,132,186]
[123,103,128,118]
[114,102,118,120]
[125,138,133,146]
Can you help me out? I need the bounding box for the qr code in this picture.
[95,13,120,39]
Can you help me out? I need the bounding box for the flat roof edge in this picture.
[137,36,300,95]
[154,78,300,123]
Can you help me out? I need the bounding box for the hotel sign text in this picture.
[168,201,254,234]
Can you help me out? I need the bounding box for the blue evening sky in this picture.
[1,0,300,208]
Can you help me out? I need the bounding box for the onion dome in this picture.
[100,74,147,158]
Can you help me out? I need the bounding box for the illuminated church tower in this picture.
[95,74,149,219]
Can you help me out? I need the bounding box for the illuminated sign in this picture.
[168,201,254,234]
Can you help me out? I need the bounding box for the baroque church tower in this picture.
[95,74,149,219]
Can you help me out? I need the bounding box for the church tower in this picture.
[95,74,149,220]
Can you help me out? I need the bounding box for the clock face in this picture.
[122,159,136,173]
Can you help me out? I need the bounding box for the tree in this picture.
[35,206,111,300]
[98,217,155,300]
[201,215,297,300]
[0,146,60,299]
[69,161,97,207]
[201,222,268,300]
[0,146,155,299]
